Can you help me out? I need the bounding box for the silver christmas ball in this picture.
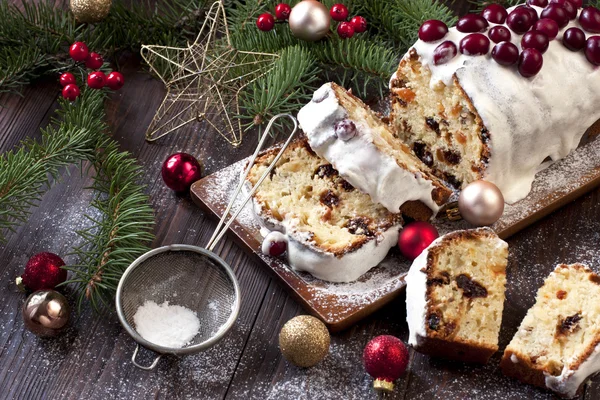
[288,0,331,42]
[22,290,70,337]
[458,180,505,226]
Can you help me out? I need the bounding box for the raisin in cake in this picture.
[297,82,452,221]
[246,138,402,283]
[405,228,508,363]
[390,4,600,202]
[501,264,600,398]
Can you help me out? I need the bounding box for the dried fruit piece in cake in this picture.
[297,82,452,221]
[246,138,402,283]
[501,264,600,398]
[405,228,508,364]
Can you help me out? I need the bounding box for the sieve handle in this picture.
[131,344,163,371]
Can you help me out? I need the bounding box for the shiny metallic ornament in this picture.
[458,180,505,226]
[22,290,70,337]
[70,0,112,23]
[288,0,331,42]
[279,315,330,367]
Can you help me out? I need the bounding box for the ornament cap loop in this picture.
[373,379,394,392]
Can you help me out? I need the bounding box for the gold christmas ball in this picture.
[288,0,331,42]
[279,315,330,367]
[22,290,70,337]
[70,0,112,23]
[458,180,505,226]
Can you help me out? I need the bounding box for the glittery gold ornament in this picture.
[70,0,112,23]
[279,315,330,367]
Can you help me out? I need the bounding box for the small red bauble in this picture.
[330,4,349,21]
[85,52,103,69]
[398,221,439,260]
[59,72,76,87]
[275,3,291,20]
[20,252,67,292]
[363,335,409,392]
[350,16,367,33]
[61,84,80,101]
[69,42,89,62]
[87,71,106,89]
[161,152,203,192]
[106,71,125,90]
[337,21,355,39]
[256,13,275,31]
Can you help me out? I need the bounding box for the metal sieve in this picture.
[116,114,298,370]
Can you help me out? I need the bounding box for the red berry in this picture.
[520,5,540,24]
[457,14,489,33]
[492,42,520,66]
[262,232,287,257]
[337,21,355,39]
[580,7,600,34]
[350,16,367,33]
[563,27,586,51]
[533,18,559,40]
[507,7,535,34]
[62,84,80,101]
[570,0,583,8]
[59,72,76,87]
[489,26,512,43]
[106,71,125,90]
[330,3,349,21]
[69,42,89,62]
[522,31,550,53]
[433,41,458,65]
[256,13,275,31]
[541,4,569,28]
[586,36,600,65]
[550,0,577,20]
[275,3,291,20]
[418,20,448,42]
[85,52,103,69]
[87,71,106,89]
[482,4,508,24]
[518,48,544,77]
[527,0,548,7]
[459,33,490,56]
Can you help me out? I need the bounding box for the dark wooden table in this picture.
[2,2,600,399]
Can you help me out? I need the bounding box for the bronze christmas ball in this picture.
[279,315,330,367]
[458,180,505,226]
[22,290,70,337]
[70,0,112,23]
[288,0,331,42]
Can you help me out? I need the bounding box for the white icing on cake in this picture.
[406,6,600,203]
[297,83,441,215]
[544,342,600,398]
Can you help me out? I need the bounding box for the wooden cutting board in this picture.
[190,127,600,332]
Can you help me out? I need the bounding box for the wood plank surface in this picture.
[2,1,600,400]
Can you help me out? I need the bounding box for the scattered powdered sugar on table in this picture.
[133,300,200,348]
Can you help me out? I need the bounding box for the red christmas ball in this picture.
[59,72,76,87]
[85,52,103,69]
[69,42,89,62]
[87,71,106,89]
[161,152,203,192]
[337,21,355,39]
[350,16,367,33]
[20,252,67,292]
[257,13,275,31]
[275,3,292,20]
[330,4,349,21]
[398,221,439,260]
[106,71,125,90]
[363,335,409,392]
[61,84,80,101]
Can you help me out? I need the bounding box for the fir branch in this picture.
[468,0,521,12]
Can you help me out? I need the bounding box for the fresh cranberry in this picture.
[580,7,600,34]
[570,0,583,8]
[457,14,489,33]
[507,7,535,34]
[527,0,548,6]
[275,3,291,20]
[330,4,349,21]
[489,26,512,43]
[541,4,570,28]
[256,13,275,31]
[262,232,287,257]
[87,71,106,89]
[350,16,368,33]
[533,18,559,40]
[550,0,577,19]
[59,72,76,87]
[459,33,490,56]
[518,48,544,77]
[337,22,355,39]
[521,5,540,24]
[418,20,448,42]
[585,36,600,65]
[492,42,520,66]
[433,41,458,65]
[335,119,357,140]
[482,4,508,24]
[563,27,586,51]
[522,31,550,53]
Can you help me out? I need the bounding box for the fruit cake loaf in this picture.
[405,228,508,363]
[297,82,452,221]
[246,138,402,283]
[390,3,600,202]
[501,264,600,398]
